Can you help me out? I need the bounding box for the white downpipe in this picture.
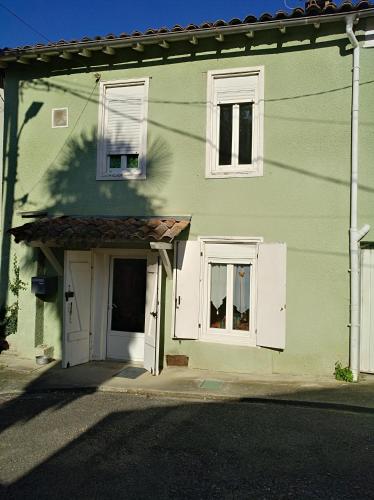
[346,16,370,382]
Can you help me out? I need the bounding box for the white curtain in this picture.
[233,265,250,313]
[210,264,227,311]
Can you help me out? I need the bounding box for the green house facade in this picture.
[1,1,374,378]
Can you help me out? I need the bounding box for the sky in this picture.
[0,0,310,49]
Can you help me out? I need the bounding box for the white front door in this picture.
[106,254,160,373]
[63,251,92,368]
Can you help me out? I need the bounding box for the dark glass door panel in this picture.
[111,258,147,333]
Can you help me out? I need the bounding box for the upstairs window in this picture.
[206,67,264,178]
[97,79,149,180]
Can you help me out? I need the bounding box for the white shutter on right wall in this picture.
[173,240,201,340]
[256,243,287,350]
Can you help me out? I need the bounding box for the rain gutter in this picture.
[345,15,370,382]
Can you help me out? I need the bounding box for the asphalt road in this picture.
[0,391,373,499]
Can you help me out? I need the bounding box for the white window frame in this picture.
[199,236,262,346]
[364,18,374,48]
[96,78,149,180]
[52,107,68,128]
[205,67,264,179]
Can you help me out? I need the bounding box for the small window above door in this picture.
[97,78,149,180]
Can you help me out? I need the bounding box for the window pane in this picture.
[111,259,147,333]
[218,104,232,166]
[210,264,227,329]
[109,154,122,169]
[127,154,139,169]
[233,264,250,331]
[238,103,252,165]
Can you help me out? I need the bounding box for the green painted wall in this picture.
[2,24,373,375]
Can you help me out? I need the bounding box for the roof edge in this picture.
[1,8,373,63]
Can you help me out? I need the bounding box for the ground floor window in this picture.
[202,242,257,346]
[209,262,251,331]
[173,238,286,350]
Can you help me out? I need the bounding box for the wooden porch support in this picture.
[150,242,173,278]
[30,243,64,276]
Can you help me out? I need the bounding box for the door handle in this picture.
[65,291,74,302]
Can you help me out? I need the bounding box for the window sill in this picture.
[205,169,263,179]
[96,174,146,181]
[199,334,256,347]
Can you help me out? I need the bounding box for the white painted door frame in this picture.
[90,248,161,373]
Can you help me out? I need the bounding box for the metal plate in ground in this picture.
[199,379,224,390]
[116,367,147,379]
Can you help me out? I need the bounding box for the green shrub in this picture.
[2,255,27,336]
[334,361,354,383]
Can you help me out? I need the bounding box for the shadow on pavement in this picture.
[0,360,126,433]
[1,391,374,499]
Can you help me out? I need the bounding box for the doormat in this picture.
[116,367,147,379]
[199,379,224,390]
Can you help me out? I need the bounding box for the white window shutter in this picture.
[105,85,144,155]
[173,240,201,339]
[256,243,287,350]
[215,74,256,104]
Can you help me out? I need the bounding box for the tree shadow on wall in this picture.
[4,124,173,355]
[26,128,171,217]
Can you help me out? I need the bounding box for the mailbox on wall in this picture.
[31,276,58,296]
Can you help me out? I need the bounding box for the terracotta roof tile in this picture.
[8,216,190,246]
[0,1,372,56]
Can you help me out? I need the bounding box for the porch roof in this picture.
[8,215,190,247]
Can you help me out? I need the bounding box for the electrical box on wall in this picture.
[31,276,58,296]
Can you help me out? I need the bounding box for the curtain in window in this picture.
[210,264,227,310]
[233,265,250,331]
[210,264,227,329]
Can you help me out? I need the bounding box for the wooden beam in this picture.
[158,40,169,49]
[39,245,63,276]
[102,46,115,55]
[17,57,31,65]
[189,36,198,45]
[215,34,224,42]
[132,42,144,52]
[159,249,172,279]
[78,48,92,58]
[60,51,73,60]
[149,242,173,278]
[37,55,50,63]
[150,242,173,250]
